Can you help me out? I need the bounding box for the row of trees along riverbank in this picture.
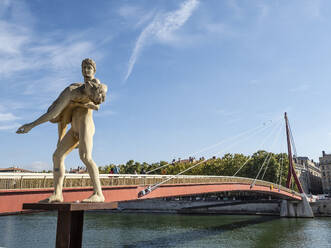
[99,150,294,188]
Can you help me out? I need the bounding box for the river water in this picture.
[0,212,330,248]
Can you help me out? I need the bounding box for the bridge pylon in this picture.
[284,112,304,193]
[281,113,313,217]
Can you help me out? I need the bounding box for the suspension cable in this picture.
[139,119,284,197]
[192,120,273,156]
[276,127,286,189]
[139,120,280,197]
[250,121,283,188]
[232,158,252,177]
[208,120,279,159]
[275,157,280,186]
[146,119,274,174]
[288,120,297,158]
[251,153,272,187]
[278,153,284,190]
[139,157,215,197]
[260,154,273,180]
[233,118,283,177]
[260,122,284,180]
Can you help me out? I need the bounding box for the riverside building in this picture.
[294,156,323,194]
[319,151,331,195]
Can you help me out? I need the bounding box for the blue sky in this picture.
[1,0,331,171]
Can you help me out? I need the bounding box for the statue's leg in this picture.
[79,126,105,203]
[40,129,78,203]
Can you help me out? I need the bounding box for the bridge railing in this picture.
[0,173,300,197]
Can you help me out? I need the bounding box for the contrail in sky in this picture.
[124,0,199,82]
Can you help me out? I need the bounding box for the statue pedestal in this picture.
[23,202,118,248]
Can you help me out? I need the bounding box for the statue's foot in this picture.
[39,194,63,203]
[81,193,105,203]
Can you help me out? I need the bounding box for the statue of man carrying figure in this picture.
[17,58,107,203]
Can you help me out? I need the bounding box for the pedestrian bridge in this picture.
[0,173,301,215]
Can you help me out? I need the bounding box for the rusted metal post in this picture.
[56,210,84,248]
[23,202,118,248]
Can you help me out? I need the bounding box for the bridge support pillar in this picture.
[280,194,314,218]
[280,200,288,217]
[297,194,314,217]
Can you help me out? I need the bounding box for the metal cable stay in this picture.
[260,122,284,180]
[277,152,285,191]
[233,119,283,177]
[289,120,298,158]
[275,128,286,191]
[249,121,284,188]
[145,120,273,175]
[221,113,298,192]
[288,120,298,190]
[138,118,283,198]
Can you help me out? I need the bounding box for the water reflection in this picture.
[118,215,277,248]
[0,212,330,248]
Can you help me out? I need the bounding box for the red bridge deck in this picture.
[0,174,302,215]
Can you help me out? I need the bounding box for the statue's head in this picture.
[81,58,96,79]
[85,79,108,105]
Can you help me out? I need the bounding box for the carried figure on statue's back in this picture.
[17,58,107,203]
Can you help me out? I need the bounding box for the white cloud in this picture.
[0,112,20,122]
[0,122,20,130]
[124,0,199,81]
[0,111,21,131]
[26,161,51,172]
[135,11,156,28]
[0,21,29,55]
[118,5,142,19]
[0,1,105,132]
[0,0,102,93]
[118,4,155,28]
[30,41,96,70]
[0,33,98,79]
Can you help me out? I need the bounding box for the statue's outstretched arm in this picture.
[16,94,71,134]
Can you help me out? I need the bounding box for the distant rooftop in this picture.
[321,151,331,158]
[0,167,33,173]
[296,156,309,160]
